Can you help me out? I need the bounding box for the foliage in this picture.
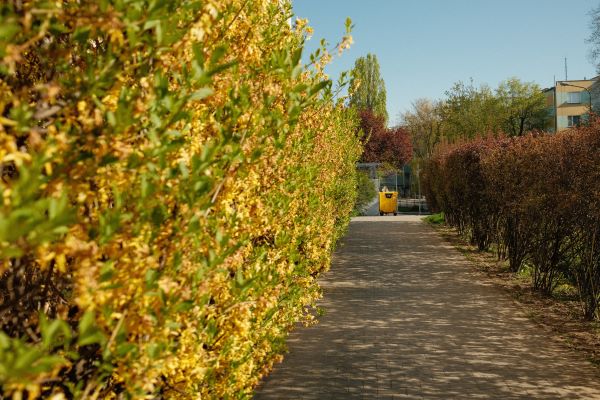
[358,110,412,170]
[349,53,388,123]
[495,78,550,137]
[423,213,445,225]
[400,98,443,160]
[440,80,501,140]
[353,171,376,215]
[0,0,361,397]
[402,78,550,162]
[422,124,600,319]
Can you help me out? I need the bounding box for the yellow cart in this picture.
[379,191,398,216]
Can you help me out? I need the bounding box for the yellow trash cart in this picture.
[379,191,398,216]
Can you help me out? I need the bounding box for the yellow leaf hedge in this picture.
[0,0,361,397]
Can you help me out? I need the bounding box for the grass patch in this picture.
[423,212,445,225]
[517,265,532,279]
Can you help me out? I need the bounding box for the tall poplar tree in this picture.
[349,53,388,123]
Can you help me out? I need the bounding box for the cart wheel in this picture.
[379,212,384,216]
[393,212,397,216]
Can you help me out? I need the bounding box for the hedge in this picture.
[0,0,361,398]
[423,126,600,320]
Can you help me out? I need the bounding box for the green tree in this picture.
[401,98,444,160]
[440,80,501,141]
[349,53,388,122]
[428,78,549,144]
[495,78,550,136]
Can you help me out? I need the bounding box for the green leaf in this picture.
[291,48,302,66]
[116,342,137,357]
[0,332,10,349]
[0,246,24,259]
[190,88,214,101]
[310,80,331,96]
[192,42,205,66]
[150,205,167,227]
[100,261,115,282]
[145,269,159,289]
[0,22,20,41]
[210,45,228,65]
[147,342,162,359]
[41,318,72,349]
[14,348,43,371]
[77,311,106,346]
[141,174,156,199]
[172,250,182,271]
[174,300,194,312]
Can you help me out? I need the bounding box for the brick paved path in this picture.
[254,216,600,399]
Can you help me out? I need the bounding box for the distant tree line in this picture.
[401,78,550,161]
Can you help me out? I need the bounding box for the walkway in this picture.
[254,216,600,399]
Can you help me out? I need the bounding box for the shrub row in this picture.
[0,0,360,397]
[423,126,600,319]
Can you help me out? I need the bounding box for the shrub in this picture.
[358,109,412,169]
[0,0,360,397]
[353,170,376,215]
[423,125,600,318]
[424,212,444,225]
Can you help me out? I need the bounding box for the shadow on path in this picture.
[254,217,600,399]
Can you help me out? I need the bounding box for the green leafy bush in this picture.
[353,171,376,215]
[0,0,360,397]
[424,212,444,225]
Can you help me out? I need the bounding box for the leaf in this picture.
[14,348,43,371]
[345,17,353,32]
[210,45,227,65]
[190,88,213,101]
[150,205,167,227]
[145,269,159,289]
[310,80,331,96]
[77,311,106,346]
[147,342,162,359]
[0,332,10,349]
[40,317,72,349]
[0,246,24,259]
[174,300,194,312]
[0,22,20,41]
[99,260,115,282]
[291,47,302,66]
[192,42,205,66]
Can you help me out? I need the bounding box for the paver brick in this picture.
[254,216,600,399]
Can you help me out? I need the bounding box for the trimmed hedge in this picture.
[423,126,600,319]
[0,0,360,397]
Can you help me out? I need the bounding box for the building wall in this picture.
[554,79,593,131]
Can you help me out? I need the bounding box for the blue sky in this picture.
[293,0,599,125]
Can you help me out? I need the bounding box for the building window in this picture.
[568,115,581,127]
[567,92,581,104]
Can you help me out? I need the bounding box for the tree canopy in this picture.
[358,109,412,170]
[349,53,388,122]
[495,78,549,137]
[401,78,550,160]
[400,98,443,160]
[440,80,500,140]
